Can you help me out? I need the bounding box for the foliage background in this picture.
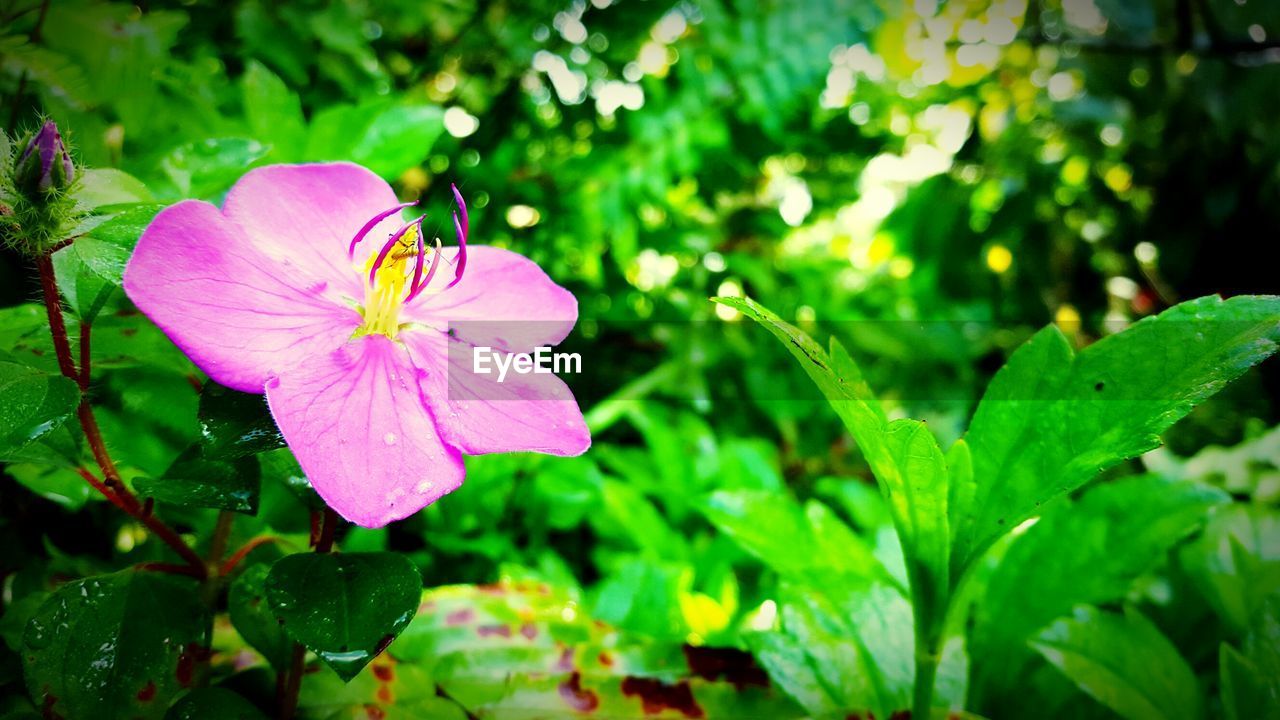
[1,0,1278,718]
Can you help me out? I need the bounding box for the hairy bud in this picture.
[2,119,82,256]
[15,121,75,195]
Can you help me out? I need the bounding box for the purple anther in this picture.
[367,219,418,285]
[405,216,428,298]
[445,184,469,289]
[348,201,416,258]
[405,237,445,303]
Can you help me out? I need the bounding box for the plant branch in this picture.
[315,507,339,554]
[911,628,943,720]
[38,255,206,577]
[278,643,306,720]
[219,536,281,577]
[136,562,206,578]
[75,467,206,575]
[207,510,235,566]
[279,508,340,718]
[35,254,78,380]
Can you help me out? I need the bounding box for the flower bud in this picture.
[14,121,75,195]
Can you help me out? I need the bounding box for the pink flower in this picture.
[124,163,590,527]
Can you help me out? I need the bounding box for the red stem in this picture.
[136,562,206,579]
[38,255,207,578]
[207,510,235,565]
[36,255,78,380]
[279,643,307,720]
[308,510,321,548]
[218,536,280,577]
[279,508,341,718]
[316,508,339,554]
[75,467,206,575]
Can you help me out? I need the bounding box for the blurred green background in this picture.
[2,0,1280,718]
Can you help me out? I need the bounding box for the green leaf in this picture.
[0,361,80,457]
[259,447,324,510]
[702,489,890,588]
[711,296,895,497]
[1032,606,1202,720]
[754,575,967,719]
[1180,504,1280,631]
[1220,598,1280,720]
[161,138,269,198]
[749,630,837,716]
[714,297,952,636]
[0,591,48,652]
[393,582,803,719]
[134,446,261,513]
[974,474,1228,702]
[1220,645,1278,720]
[6,463,94,509]
[165,687,269,719]
[752,586,895,718]
[79,205,164,279]
[0,421,83,469]
[52,243,116,323]
[74,168,153,211]
[349,104,445,178]
[197,383,285,460]
[956,295,1280,574]
[241,60,307,161]
[51,205,161,322]
[590,557,688,641]
[296,656,460,719]
[22,571,211,719]
[712,297,890,469]
[306,101,444,179]
[228,564,292,672]
[53,205,165,321]
[266,552,421,681]
[945,439,975,548]
[882,419,950,637]
[0,305,55,373]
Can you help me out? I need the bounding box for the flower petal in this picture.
[222,162,404,297]
[265,335,464,528]
[404,246,577,351]
[403,330,590,457]
[124,200,359,393]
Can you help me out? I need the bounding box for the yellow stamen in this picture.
[357,224,421,338]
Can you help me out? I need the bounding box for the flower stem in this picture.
[912,642,940,720]
[278,643,307,720]
[911,606,946,720]
[218,536,281,577]
[74,467,206,575]
[279,509,341,719]
[315,508,339,554]
[37,254,206,578]
[35,254,77,380]
[207,510,235,565]
[136,562,206,579]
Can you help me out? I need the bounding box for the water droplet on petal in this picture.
[384,432,397,445]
